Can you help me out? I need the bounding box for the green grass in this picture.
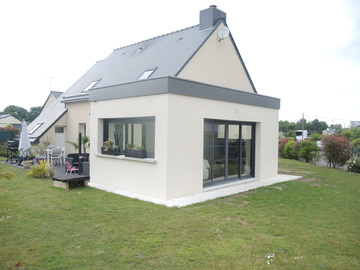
[0,158,359,269]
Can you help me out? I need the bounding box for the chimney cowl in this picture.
[199,6,226,31]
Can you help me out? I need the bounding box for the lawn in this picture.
[0,158,359,269]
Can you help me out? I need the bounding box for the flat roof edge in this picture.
[89,76,280,110]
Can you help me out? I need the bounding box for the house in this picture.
[41,91,63,114]
[350,121,360,129]
[0,114,22,128]
[28,6,281,203]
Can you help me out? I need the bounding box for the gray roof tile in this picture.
[28,23,216,141]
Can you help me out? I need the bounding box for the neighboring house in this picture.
[41,91,63,113]
[28,6,280,202]
[350,121,360,129]
[0,114,22,128]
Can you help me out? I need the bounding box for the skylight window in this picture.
[138,68,156,80]
[81,80,100,93]
[29,122,43,135]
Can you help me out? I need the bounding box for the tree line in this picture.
[279,118,341,137]
[0,105,42,123]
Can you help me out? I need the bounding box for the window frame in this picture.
[29,122,43,135]
[137,68,157,80]
[81,80,100,93]
[103,116,155,158]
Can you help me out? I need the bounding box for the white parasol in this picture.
[18,119,31,158]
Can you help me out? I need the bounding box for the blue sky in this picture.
[1,0,359,126]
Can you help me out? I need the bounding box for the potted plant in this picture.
[101,140,120,155]
[22,160,33,169]
[125,143,147,158]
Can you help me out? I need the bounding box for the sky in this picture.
[1,0,359,127]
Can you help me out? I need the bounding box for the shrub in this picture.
[283,141,295,159]
[278,138,293,157]
[0,142,7,157]
[298,140,319,163]
[0,169,15,181]
[309,133,322,142]
[321,134,352,168]
[346,158,360,173]
[27,160,54,178]
[0,126,20,139]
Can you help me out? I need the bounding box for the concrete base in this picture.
[89,174,302,207]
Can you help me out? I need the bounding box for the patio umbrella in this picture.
[18,119,31,158]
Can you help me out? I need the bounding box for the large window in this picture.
[104,117,155,158]
[203,119,255,186]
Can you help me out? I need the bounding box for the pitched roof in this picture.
[27,23,217,141]
[63,24,215,100]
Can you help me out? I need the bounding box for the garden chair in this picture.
[51,147,62,165]
[65,161,79,175]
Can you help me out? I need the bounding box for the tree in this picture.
[298,140,319,163]
[309,133,322,142]
[330,124,343,134]
[27,106,42,122]
[3,105,28,121]
[295,118,307,131]
[321,134,352,168]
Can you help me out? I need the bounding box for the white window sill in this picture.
[95,153,156,164]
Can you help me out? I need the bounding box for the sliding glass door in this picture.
[203,120,255,186]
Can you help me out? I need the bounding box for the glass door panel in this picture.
[204,121,254,186]
[203,123,213,184]
[241,125,252,177]
[213,124,226,182]
[228,124,240,179]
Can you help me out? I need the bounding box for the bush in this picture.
[283,141,295,159]
[0,169,15,181]
[346,158,360,173]
[0,142,7,157]
[278,138,293,157]
[309,133,322,142]
[27,160,54,178]
[322,134,352,168]
[0,126,20,139]
[299,140,319,163]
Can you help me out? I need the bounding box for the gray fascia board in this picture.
[167,77,280,109]
[61,94,89,103]
[89,76,280,110]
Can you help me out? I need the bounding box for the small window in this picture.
[29,122,43,135]
[81,80,100,93]
[138,68,156,80]
[55,127,64,133]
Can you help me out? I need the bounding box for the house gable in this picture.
[177,22,256,93]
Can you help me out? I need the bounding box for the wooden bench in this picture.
[53,175,90,190]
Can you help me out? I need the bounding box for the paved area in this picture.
[90,174,302,207]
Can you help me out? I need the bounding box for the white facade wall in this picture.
[90,93,278,201]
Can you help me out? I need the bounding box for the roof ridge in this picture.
[113,24,200,51]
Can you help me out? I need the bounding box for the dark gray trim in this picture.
[175,21,221,77]
[62,93,89,103]
[89,76,280,109]
[228,32,258,93]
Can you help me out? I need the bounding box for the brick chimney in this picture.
[199,5,227,31]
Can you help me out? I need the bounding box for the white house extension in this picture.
[28,6,283,204]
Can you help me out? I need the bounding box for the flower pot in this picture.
[101,147,120,156]
[22,161,33,169]
[125,149,147,159]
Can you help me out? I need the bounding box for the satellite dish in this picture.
[218,26,229,41]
